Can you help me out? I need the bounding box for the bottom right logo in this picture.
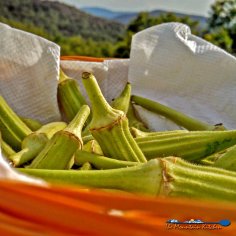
[166,219,231,230]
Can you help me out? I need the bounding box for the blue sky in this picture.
[59,0,216,16]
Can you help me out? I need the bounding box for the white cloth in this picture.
[129,23,236,131]
[0,23,61,124]
[60,58,129,103]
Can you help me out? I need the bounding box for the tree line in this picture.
[0,0,235,58]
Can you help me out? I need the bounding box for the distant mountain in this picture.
[82,7,136,23]
[112,12,140,24]
[0,0,125,42]
[82,7,207,28]
[81,7,125,19]
[150,10,207,29]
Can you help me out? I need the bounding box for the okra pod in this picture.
[111,83,131,114]
[132,95,226,131]
[136,130,236,162]
[82,72,146,163]
[75,150,139,169]
[29,105,90,169]
[20,157,236,203]
[0,95,32,150]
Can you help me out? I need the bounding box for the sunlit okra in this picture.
[132,95,226,131]
[111,82,131,114]
[9,122,67,167]
[29,105,90,169]
[57,68,89,123]
[20,157,236,203]
[0,95,32,151]
[82,72,146,163]
[135,130,236,162]
[75,150,139,169]
[212,144,236,171]
[130,127,188,138]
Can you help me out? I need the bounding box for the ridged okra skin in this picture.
[9,122,67,167]
[90,116,147,162]
[159,157,236,202]
[20,157,236,203]
[30,130,82,169]
[29,105,90,170]
[0,95,32,151]
[136,130,236,162]
[82,72,147,163]
[57,69,89,122]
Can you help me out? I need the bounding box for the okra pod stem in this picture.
[130,127,188,138]
[132,95,226,131]
[75,150,139,169]
[9,122,67,167]
[19,157,236,203]
[10,133,48,167]
[111,83,131,114]
[19,159,162,196]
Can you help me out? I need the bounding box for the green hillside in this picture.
[0,0,125,42]
[0,0,233,57]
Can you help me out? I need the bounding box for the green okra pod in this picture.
[29,105,90,170]
[136,130,236,162]
[82,139,103,155]
[19,157,236,203]
[212,144,236,171]
[0,95,32,151]
[75,150,139,169]
[20,117,42,131]
[1,139,16,159]
[132,95,226,131]
[79,162,93,170]
[82,72,146,163]
[9,122,67,167]
[130,127,188,138]
[111,82,131,114]
[57,68,90,124]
